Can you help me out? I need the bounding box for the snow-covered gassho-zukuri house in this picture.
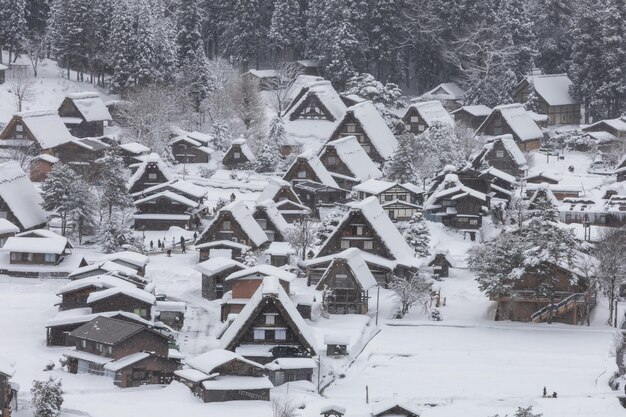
[222,138,255,169]
[317,135,382,189]
[252,200,290,243]
[86,286,156,320]
[293,180,351,219]
[353,179,423,222]
[174,349,271,402]
[168,130,214,164]
[451,105,492,130]
[133,190,202,231]
[471,134,528,178]
[0,110,75,154]
[256,177,310,223]
[559,195,626,228]
[63,317,180,388]
[218,276,317,364]
[195,257,247,300]
[57,92,112,138]
[282,80,347,153]
[0,161,48,231]
[326,101,398,165]
[475,104,543,152]
[56,274,141,311]
[195,200,269,250]
[314,247,377,314]
[418,82,466,111]
[513,72,580,125]
[127,153,174,194]
[283,150,339,189]
[402,100,454,134]
[315,197,420,278]
[424,173,490,236]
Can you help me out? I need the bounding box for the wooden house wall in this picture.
[317,260,369,314]
[134,198,194,231]
[202,266,244,300]
[222,145,250,168]
[308,260,391,287]
[0,116,43,151]
[89,294,153,319]
[231,278,290,300]
[267,367,313,386]
[483,140,525,177]
[202,387,270,402]
[328,112,385,164]
[30,159,54,182]
[283,159,324,186]
[584,122,626,139]
[171,143,209,164]
[425,194,483,229]
[60,286,99,310]
[514,81,580,125]
[198,245,245,263]
[317,211,392,258]
[454,111,487,130]
[9,251,61,265]
[319,145,356,179]
[197,211,260,248]
[74,328,168,359]
[290,94,334,121]
[234,299,303,349]
[129,163,170,194]
[114,355,179,388]
[253,209,284,242]
[402,106,431,134]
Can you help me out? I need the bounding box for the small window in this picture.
[96,343,103,352]
[254,329,265,340]
[410,116,419,123]
[363,240,373,250]
[222,220,231,230]
[265,314,275,325]
[346,124,357,133]
[44,253,56,263]
[298,170,307,178]
[340,240,350,249]
[81,340,87,348]
[234,152,241,159]
[495,150,505,158]
[148,173,157,180]
[385,195,393,201]
[398,194,406,201]
[418,125,425,132]
[469,219,478,225]
[275,329,287,341]
[327,156,337,166]
[458,217,468,223]
[107,345,112,355]
[15,124,23,132]
[356,226,364,236]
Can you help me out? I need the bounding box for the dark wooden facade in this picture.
[294,181,350,218]
[0,370,17,417]
[513,76,580,125]
[476,107,542,152]
[58,96,107,137]
[88,292,154,320]
[425,192,485,230]
[169,138,211,164]
[196,211,265,249]
[133,194,198,231]
[317,210,392,258]
[472,138,526,178]
[128,162,171,194]
[428,253,452,278]
[253,205,285,242]
[196,241,250,263]
[283,155,334,188]
[451,106,491,130]
[200,264,246,300]
[315,259,370,314]
[222,142,253,169]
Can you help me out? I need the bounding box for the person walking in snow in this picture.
[158,239,162,249]
[193,231,198,240]
[150,240,154,250]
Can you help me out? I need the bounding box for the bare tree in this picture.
[9,70,33,112]
[266,62,303,114]
[25,37,45,77]
[272,397,299,417]
[455,125,483,160]
[595,228,626,326]
[116,86,192,157]
[389,271,433,317]
[284,214,319,261]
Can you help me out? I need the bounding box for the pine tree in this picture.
[176,0,205,65]
[211,121,232,151]
[242,248,258,266]
[98,147,133,218]
[41,163,76,236]
[402,213,430,258]
[31,377,63,417]
[321,4,360,86]
[497,0,538,81]
[532,0,575,74]
[0,0,27,63]
[415,121,466,178]
[109,0,137,91]
[369,0,405,83]
[267,116,287,149]
[179,49,211,112]
[222,0,262,70]
[98,215,144,253]
[316,211,344,245]
[384,132,418,184]
[67,178,97,244]
[268,0,305,59]
[524,81,541,113]
[254,143,280,173]
[597,0,626,118]
[133,0,159,85]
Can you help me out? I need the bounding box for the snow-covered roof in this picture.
[127,153,174,190]
[528,184,560,207]
[65,92,112,122]
[323,135,382,181]
[340,197,416,262]
[194,240,251,251]
[452,104,492,117]
[421,82,466,100]
[34,153,59,164]
[0,161,48,230]
[2,235,67,254]
[134,190,199,208]
[201,375,273,390]
[256,177,300,204]
[224,264,296,283]
[187,349,263,375]
[194,257,246,276]
[265,357,317,370]
[479,134,528,169]
[488,104,543,142]
[323,333,350,345]
[174,368,212,383]
[265,241,295,256]
[229,138,255,161]
[425,173,488,209]
[353,178,395,195]
[255,199,290,235]
[584,118,626,133]
[214,200,268,247]
[101,251,149,268]
[0,218,19,235]
[317,248,377,290]
[86,286,156,305]
[524,73,577,106]
[219,276,317,354]
[345,101,398,160]
[245,69,278,78]
[408,100,454,127]
[286,81,346,122]
[523,170,561,183]
[57,274,137,295]
[119,142,150,155]
[292,150,339,188]
[132,179,207,200]
[103,352,150,372]
[69,260,141,279]
[372,401,421,417]
[483,166,517,185]
[320,405,346,414]
[14,110,75,149]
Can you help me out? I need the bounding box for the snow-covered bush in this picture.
[402,213,431,258]
[389,271,433,317]
[31,377,63,417]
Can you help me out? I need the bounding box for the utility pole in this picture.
[375,285,381,326]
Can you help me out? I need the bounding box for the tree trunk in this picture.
[609,286,615,325]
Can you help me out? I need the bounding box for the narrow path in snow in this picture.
[177,305,213,356]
